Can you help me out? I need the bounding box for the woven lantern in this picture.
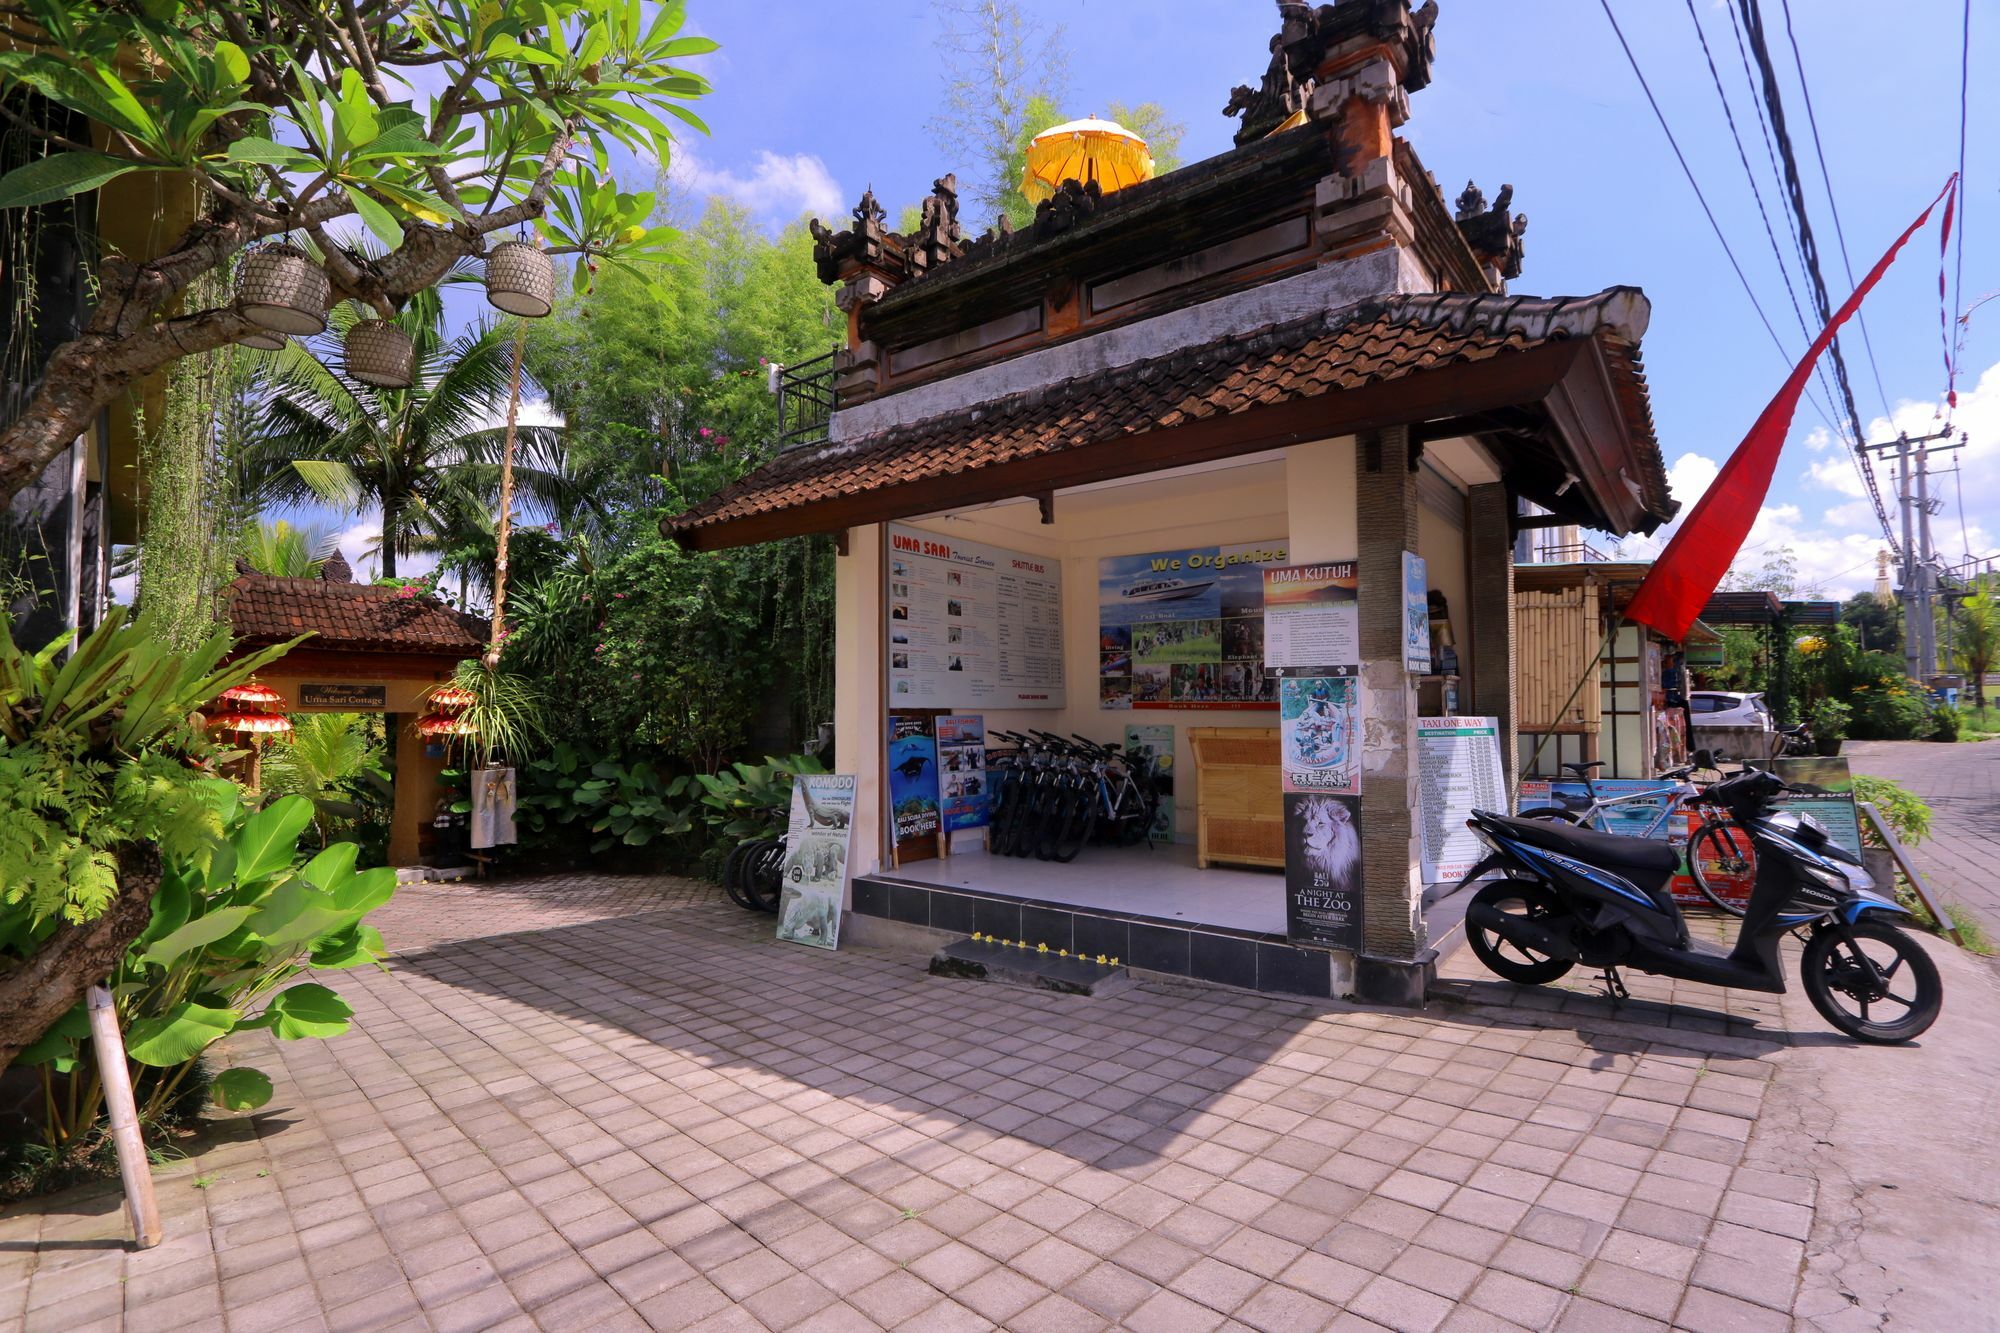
[483,240,556,318]
[346,319,416,388]
[236,243,330,335]
[416,711,478,738]
[237,326,288,352]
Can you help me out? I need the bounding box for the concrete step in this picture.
[929,937,1134,997]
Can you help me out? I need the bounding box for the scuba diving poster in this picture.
[886,716,942,859]
[1097,540,1287,709]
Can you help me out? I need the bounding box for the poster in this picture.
[1284,792,1364,951]
[1415,717,1507,884]
[887,717,941,856]
[937,715,989,831]
[1517,778,1679,838]
[1279,676,1360,795]
[1403,551,1431,674]
[1756,756,1862,857]
[888,524,1064,710]
[1123,722,1176,842]
[1262,562,1359,673]
[1098,540,1288,709]
[777,774,856,950]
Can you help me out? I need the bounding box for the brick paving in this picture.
[0,872,1824,1332]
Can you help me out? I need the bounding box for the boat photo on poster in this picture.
[1098,540,1288,709]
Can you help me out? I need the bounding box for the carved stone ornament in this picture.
[1225,0,1440,147]
[1033,178,1104,239]
[1453,180,1527,281]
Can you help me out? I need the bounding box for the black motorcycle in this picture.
[1457,769,1942,1043]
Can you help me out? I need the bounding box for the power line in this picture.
[1777,0,1895,423]
[1596,0,1843,442]
[1737,0,1899,555]
[1950,0,1971,411]
[1684,0,1845,428]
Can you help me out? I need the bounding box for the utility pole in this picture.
[1861,429,1964,684]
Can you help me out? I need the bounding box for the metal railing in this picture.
[775,348,837,450]
[1527,539,1609,564]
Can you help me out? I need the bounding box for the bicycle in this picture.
[1523,757,1758,916]
[986,730,1163,862]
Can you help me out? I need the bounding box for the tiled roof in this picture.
[671,288,1669,543]
[225,575,486,656]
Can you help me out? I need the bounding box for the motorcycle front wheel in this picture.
[1800,920,1942,1043]
[1465,879,1576,985]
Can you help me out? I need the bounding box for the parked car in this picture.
[1688,690,1773,729]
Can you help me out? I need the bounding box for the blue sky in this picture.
[654,0,1996,598]
[310,1,1996,600]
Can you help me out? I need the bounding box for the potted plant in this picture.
[1805,697,1851,756]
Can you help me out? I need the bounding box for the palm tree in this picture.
[241,293,576,580]
[261,712,391,846]
[237,519,337,578]
[1956,585,1997,714]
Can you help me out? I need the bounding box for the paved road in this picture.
[1845,739,2000,939]
[5,866,1995,1332]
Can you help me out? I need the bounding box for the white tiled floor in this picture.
[882,839,1289,935]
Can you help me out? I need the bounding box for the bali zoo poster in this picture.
[1279,675,1364,951]
[1098,541,1288,709]
[776,774,856,951]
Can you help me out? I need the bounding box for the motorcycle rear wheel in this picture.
[1465,879,1576,985]
[1800,920,1942,1043]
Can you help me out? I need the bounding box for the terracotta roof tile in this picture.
[225,576,486,656]
[672,289,1668,543]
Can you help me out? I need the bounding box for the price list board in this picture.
[1416,716,1507,885]
[887,524,1064,710]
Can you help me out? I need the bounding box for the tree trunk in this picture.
[0,844,163,1076]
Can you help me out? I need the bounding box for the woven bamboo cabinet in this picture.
[1187,727,1283,870]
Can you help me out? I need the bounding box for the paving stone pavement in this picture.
[1845,739,2000,946]
[0,871,1881,1333]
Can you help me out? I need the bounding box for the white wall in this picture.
[866,440,1360,843]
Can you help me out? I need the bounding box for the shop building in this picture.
[670,0,1678,1003]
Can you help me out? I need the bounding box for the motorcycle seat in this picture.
[1484,813,1683,879]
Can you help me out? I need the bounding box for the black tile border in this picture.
[852,874,1349,1001]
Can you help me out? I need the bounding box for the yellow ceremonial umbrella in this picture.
[1020,116,1154,205]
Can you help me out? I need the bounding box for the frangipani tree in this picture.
[0,0,710,505]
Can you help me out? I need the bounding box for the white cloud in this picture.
[1805,454,1866,497]
[668,145,844,225]
[1802,426,1834,453]
[1665,451,1720,510]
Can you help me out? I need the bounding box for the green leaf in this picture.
[124,1003,239,1067]
[327,865,394,917]
[0,152,163,211]
[260,983,353,1039]
[213,41,250,85]
[346,186,404,246]
[233,796,313,883]
[249,881,349,951]
[660,36,720,57]
[16,1007,89,1068]
[300,842,359,894]
[140,906,256,968]
[225,137,316,168]
[210,1067,273,1110]
[309,923,385,970]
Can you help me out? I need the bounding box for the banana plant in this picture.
[14,795,395,1139]
[694,755,827,842]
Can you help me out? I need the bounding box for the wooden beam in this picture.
[1540,334,1646,535]
[1036,490,1055,524]
[676,340,1588,552]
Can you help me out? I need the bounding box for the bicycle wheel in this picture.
[987,773,1018,855]
[743,839,785,913]
[1035,777,1081,860]
[1687,818,1756,916]
[722,840,757,911]
[1048,785,1097,862]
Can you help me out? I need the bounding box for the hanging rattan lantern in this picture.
[237,326,288,352]
[483,240,556,318]
[346,319,416,388]
[235,243,330,335]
